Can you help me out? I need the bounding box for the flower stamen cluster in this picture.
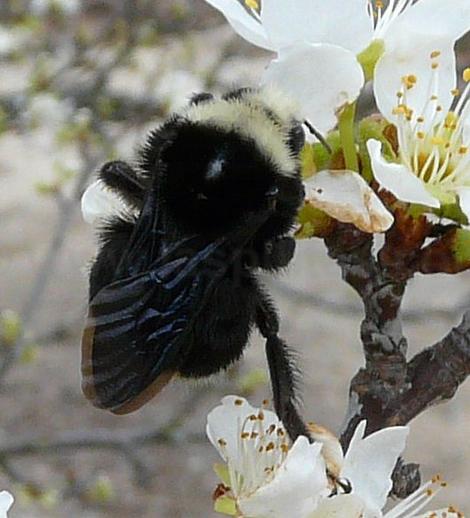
[216,399,289,499]
[368,0,414,39]
[391,59,470,202]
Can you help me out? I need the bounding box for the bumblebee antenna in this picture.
[304,120,332,154]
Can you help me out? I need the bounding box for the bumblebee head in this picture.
[159,121,283,235]
[142,88,305,236]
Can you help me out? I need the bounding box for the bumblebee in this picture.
[81,87,310,441]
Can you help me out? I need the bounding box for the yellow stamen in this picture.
[241,432,250,439]
[376,0,384,7]
[417,131,425,139]
[451,88,460,97]
[234,399,244,406]
[459,146,468,154]
[463,68,470,82]
[430,50,441,59]
[402,74,417,89]
[445,112,458,127]
[245,0,259,9]
[432,62,439,70]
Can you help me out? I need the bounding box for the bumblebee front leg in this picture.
[98,160,147,208]
[247,236,296,270]
[255,293,310,441]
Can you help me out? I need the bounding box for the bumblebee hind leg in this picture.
[98,160,147,208]
[255,292,310,441]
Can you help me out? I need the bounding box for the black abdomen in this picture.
[178,270,258,377]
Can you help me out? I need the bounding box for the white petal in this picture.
[204,0,274,51]
[260,0,373,54]
[375,35,457,125]
[206,396,280,468]
[80,180,130,225]
[367,139,440,208]
[0,491,14,515]
[262,43,364,133]
[304,169,394,233]
[239,438,328,518]
[342,421,409,512]
[455,186,470,221]
[390,0,470,43]
[308,423,344,479]
[308,493,365,518]
[414,509,462,518]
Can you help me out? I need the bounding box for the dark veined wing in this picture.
[82,212,269,414]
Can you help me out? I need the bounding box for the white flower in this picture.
[369,60,470,220]
[205,0,470,132]
[81,180,131,225]
[206,396,329,518]
[303,169,394,233]
[31,0,81,15]
[310,422,463,518]
[310,420,409,515]
[0,491,14,518]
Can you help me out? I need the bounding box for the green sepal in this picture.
[453,228,470,265]
[214,496,237,516]
[301,133,342,179]
[0,309,22,346]
[357,117,395,183]
[357,39,385,81]
[20,344,39,364]
[237,368,268,396]
[213,463,231,486]
[86,475,115,503]
[295,203,332,239]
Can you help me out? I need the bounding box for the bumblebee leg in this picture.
[247,236,296,270]
[255,294,310,441]
[98,160,147,207]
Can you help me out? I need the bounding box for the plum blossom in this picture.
[206,396,329,518]
[0,491,14,518]
[309,422,463,518]
[207,400,463,518]
[204,0,470,131]
[81,180,133,225]
[368,58,470,220]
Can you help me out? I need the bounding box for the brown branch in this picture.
[325,219,436,497]
[396,311,470,424]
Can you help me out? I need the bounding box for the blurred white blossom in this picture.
[30,0,81,15]
[155,70,204,112]
[27,93,74,130]
[0,491,14,518]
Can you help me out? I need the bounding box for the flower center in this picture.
[392,55,470,193]
[368,0,414,38]
[385,475,462,518]
[217,403,290,499]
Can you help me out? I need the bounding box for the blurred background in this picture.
[1,1,470,516]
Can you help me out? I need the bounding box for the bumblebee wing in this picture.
[82,235,243,414]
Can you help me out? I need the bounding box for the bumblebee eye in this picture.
[265,185,279,198]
